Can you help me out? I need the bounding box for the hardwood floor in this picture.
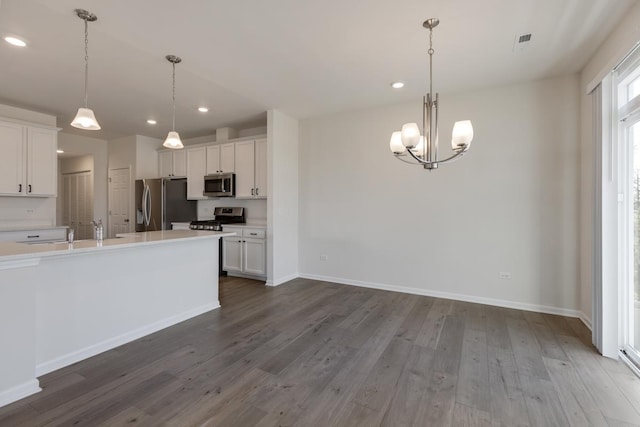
[1,276,640,426]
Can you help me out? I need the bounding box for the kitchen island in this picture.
[0,230,234,408]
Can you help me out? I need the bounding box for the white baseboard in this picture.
[266,272,299,287]
[579,312,593,331]
[0,379,40,408]
[298,273,583,319]
[36,302,220,376]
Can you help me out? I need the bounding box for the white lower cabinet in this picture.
[222,226,266,277]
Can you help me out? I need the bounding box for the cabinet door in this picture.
[27,127,57,196]
[254,138,267,198]
[205,145,221,174]
[222,237,243,272]
[158,151,173,177]
[0,122,25,195]
[186,147,206,200]
[243,237,266,275]
[235,140,255,198]
[173,150,187,177]
[220,143,235,173]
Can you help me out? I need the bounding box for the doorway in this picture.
[62,170,94,240]
[108,167,131,238]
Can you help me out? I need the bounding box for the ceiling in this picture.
[0,0,636,140]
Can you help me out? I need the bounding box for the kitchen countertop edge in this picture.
[0,230,236,263]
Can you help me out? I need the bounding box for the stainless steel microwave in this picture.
[204,173,235,197]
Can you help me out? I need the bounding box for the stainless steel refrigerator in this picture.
[135,178,197,232]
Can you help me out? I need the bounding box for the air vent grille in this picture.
[518,34,532,43]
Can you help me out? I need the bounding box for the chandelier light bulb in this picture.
[451,120,473,150]
[412,136,425,156]
[389,131,406,154]
[401,123,421,149]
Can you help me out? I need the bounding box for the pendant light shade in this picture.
[163,131,183,149]
[71,107,101,130]
[163,55,184,149]
[71,9,101,131]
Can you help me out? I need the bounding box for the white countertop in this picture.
[0,225,68,232]
[0,230,236,262]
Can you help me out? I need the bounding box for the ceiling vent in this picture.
[513,33,533,52]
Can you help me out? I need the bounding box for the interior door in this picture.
[63,171,94,240]
[108,167,131,237]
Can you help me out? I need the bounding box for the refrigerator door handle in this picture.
[141,185,147,227]
[143,185,151,227]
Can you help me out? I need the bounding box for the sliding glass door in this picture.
[618,52,640,366]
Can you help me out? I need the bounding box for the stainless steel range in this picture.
[190,207,245,276]
[189,207,245,231]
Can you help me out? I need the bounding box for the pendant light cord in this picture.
[84,18,89,108]
[172,61,176,132]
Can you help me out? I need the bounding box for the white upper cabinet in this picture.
[0,119,57,197]
[206,142,235,174]
[186,147,206,200]
[234,140,255,198]
[254,139,267,198]
[158,150,187,178]
[27,127,58,196]
[234,138,267,199]
[0,121,24,196]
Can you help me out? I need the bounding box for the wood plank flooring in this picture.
[1,276,640,426]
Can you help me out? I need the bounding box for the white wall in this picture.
[267,110,299,285]
[578,1,640,325]
[57,133,108,229]
[299,75,581,315]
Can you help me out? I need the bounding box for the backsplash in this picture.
[197,198,267,223]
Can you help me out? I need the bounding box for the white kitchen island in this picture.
[0,230,233,408]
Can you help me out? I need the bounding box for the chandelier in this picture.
[389,18,473,170]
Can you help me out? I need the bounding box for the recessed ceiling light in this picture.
[391,81,405,89]
[147,119,157,125]
[198,107,209,113]
[4,36,27,47]
[56,149,64,154]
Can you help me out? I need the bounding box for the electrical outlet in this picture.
[320,254,328,261]
[499,272,512,280]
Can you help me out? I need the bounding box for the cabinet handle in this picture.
[18,184,22,192]
[251,188,254,196]
[28,184,32,193]
[27,235,40,239]
[256,188,259,196]
[249,233,257,236]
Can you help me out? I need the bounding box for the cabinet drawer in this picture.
[0,228,67,243]
[243,229,265,239]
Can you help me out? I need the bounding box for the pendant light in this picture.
[163,55,184,149]
[71,9,101,130]
[389,19,473,170]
